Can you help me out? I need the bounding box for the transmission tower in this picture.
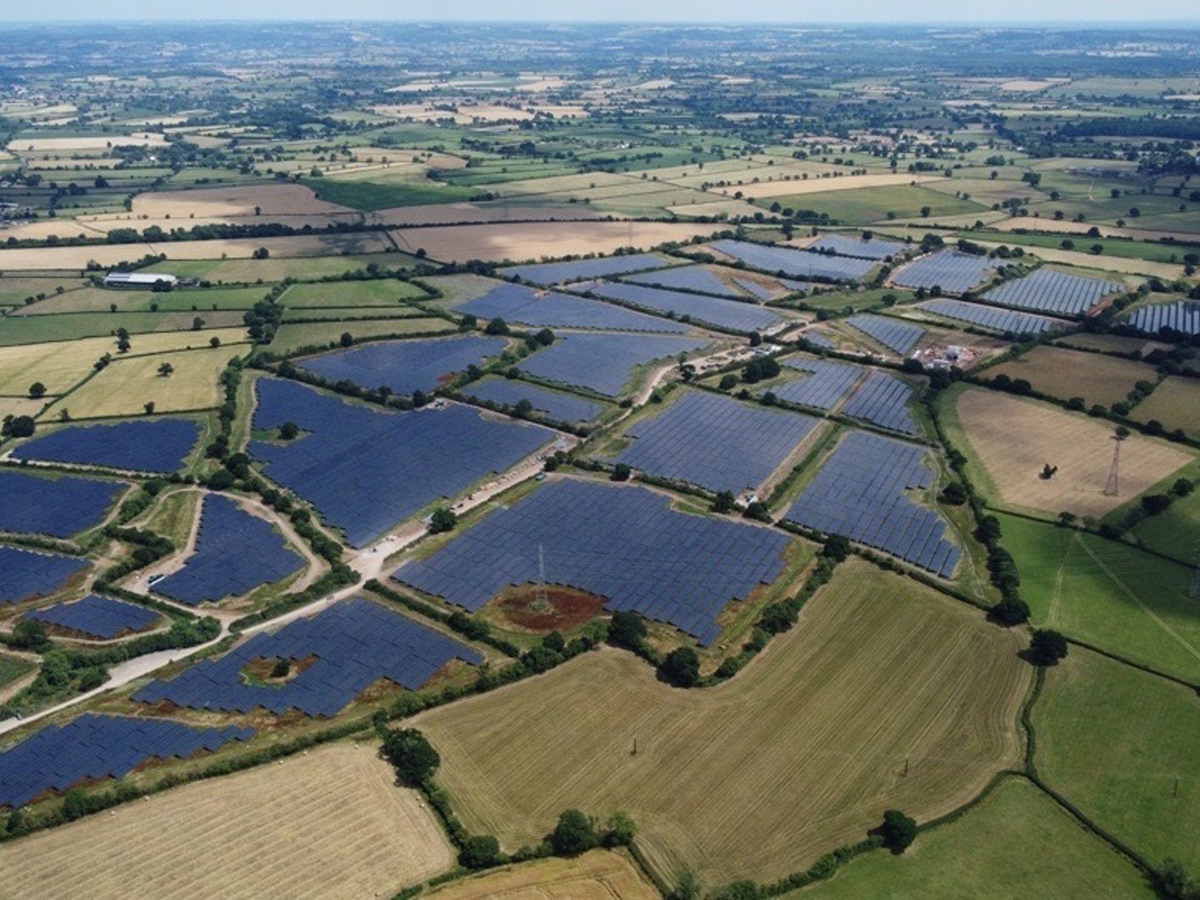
[534,543,549,609]
[1104,431,1126,497]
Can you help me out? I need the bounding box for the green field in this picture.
[18,286,269,315]
[0,277,90,306]
[1034,647,1200,871]
[1130,377,1200,441]
[306,177,479,211]
[142,252,422,284]
[791,778,1154,900]
[0,653,36,693]
[0,311,247,346]
[775,185,986,225]
[1130,485,1200,563]
[268,317,454,355]
[791,287,915,313]
[280,279,430,308]
[963,229,1193,264]
[996,513,1200,682]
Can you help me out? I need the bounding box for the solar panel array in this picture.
[807,234,906,260]
[773,358,862,410]
[841,371,919,436]
[457,282,689,333]
[616,390,819,493]
[920,299,1059,335]
[465,376,607,424]
[152,495,305,607]
[250,379,554,547]
[1130,300,1200,336]
[500,254,671,285]
[801,331,836,349]
[26,594,159,639]
[0,470,123,538]
[517,333,709,397]
[298,335,507,396]
[10,419,200,473]
[708,239,877,281]
[577,280,783,333]
[134,597,483,718]
[784,431,960,578]
[395,478,790,647]
[623,265,742,298]
[0,714,254,809]
[0,546,89,606]
[846,314,924,355]
[983,268,1121,317]
[892,251,1000,294]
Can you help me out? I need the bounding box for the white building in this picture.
[103,272,178,288]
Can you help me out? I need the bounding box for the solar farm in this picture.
[708,239,878,281]
[500,254,673,285]
[0,546,89,607]
[622,264,746,298]
[463,376,608,424]
[0,470,124,539]
[574,280,784,333]
[982,268,1122,317]
[918,298,1062,335]
[297,335,508,396]
[774,357,863,410]
[840,370,920,436]
[846,313,924,355]
[1129,299,1200,336]
[9,420,200,473]
[891,251,1000,294]
[806,233,906,260]
[454,282,690,332]
[516,332,709,396]
[26,595,159,640]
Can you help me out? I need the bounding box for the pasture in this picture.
[0,276,89,306]
[772,184,985,225]
[792,778,1154,900]
[0,742,455,900]
[0,312,246,346]
[1130,376,1200,439]
[996,513,1200,683]
[268,317,453,355]
[424,850,659,900]
[141,251,421,284]
[1131,486,1200,562]
[280,279,429,308]
[1034,647,1200,871]
[984,346,1157,408]
[12,286,269,315]
[414,561,1029,887]
[948,387,1194,519]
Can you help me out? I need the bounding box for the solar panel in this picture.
[846,314,924,355]
[1129,300,1200,336]
[464,376,608,424]
[770,357,862,410]
[708,240,877,281]
[919,299,1060,335]
[622,265,746,299]
[499,254,673,285]
[456,282,690,333]
[9,419,201,473]
[517,333,709,397]
[298,334,507,396]
[0,546,89,606]
[891,251,1000,294]
[573,281,783,333]
[806,233,906,260]
[0,470,123,538]
[983,268,1121,317]
[26,594,159,639]
[841,370,920,436]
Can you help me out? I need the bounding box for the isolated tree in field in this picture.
[879,809,918,852]
[28,382,45,399]
[340,331,353,348]
[430,507,457,534]
[550,809,599,856]
[279,421,299,440]
[659,647,701,687]
[192,316,205,331]
[270,657,291,679]
[143,401,155,415]
[459,834,502,869]
[157,362,174,378]
[1029,629,1069,666]
[607,610,647,650]
[209,336,221,348]
[381,728,440,786]
[252,246,270,260]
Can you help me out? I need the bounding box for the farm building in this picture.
[103,271,179,288]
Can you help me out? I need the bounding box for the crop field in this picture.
[948,387,1194,518]
[0,743,455,900]
[972,241,1185,280]
[792,778,1154,900]
[54,345,246,419]
[984,346,1157,407]
[996,513,1200,682]
[280,279,430,308]
[1058,333,1167,355]
[709,172,929,200]
[15,286,268,316]
[268,317,453,354]
[140,251,420,284]
[128,183,352,218]
[771,184,985,224]
[414,561,1029,886]
[423,850,659,900]
[1130,376,1200,439]
[1034,647,1200,871]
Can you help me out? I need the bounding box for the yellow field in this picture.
[973,241,1184,280]
[129,183,352,218]
[0,742,455,900]
[54,345,246,419]
[5,133,167,152]
[390,220,722,264]
[1130,376,1200,439]
[711,172,932,200]
[365,203,610,227]
[0,397,45,420]
[986,345,1157,407]
[954,388,1194,518]
[424,850,659,900]
[0,328,250,397]
[414,560,1029,887]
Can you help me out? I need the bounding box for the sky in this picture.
[11,0,1200,23]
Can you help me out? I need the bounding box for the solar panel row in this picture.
[772,358,862,410]
[846,313,924,356]
[464,376,608,424]
[0,469,123,539]
[134,597,482,718]
[395,478,791,647]
[10,419,200,473]
[892,251,1000,294]
[784,431,960,578]
[500,253,673,285]
[0,545,89,607]
[457,282,690,333]
[1129,300,1200,336]
[298,334,507,396]
[807,233,906,260]
[841,370,920,436]
[517,333,709,397]
[709,239,877,281]
[623,265,745,299]
[983,267,1121,317]
[26,594,159,639]
[0,714,253,809]
[730,275,818,300]
[574,280,783,333]
[920,299,1059,335]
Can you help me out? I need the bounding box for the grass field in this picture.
[14,286,270,315]
[972,241,1185,280]
[985,346,1157,408]
[0,742,455,900]
[1130,377,1200,439]
[268,317,454,355]
[0,276,90,305]
[771,184,985,225]
[55,345,246,419]
[0,311,247,346]
[791,777,1154,900]
[996,513,1200,682]
[423,850,659,900]
[967,228,1193,264]
[1057,334,1165,355]
[307,177,480,211]
[949,387,1194,519]
[0,653,36,694]
[1034,647,1200,871]
[1130,485,1200,562]
[280,279,430,308]
[142,251,421,284]
[414,560,1029,887]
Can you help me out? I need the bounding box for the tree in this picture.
[991,596,1031,626]
[270,657,291,679]
[1172,478,1194,497]
[279,421,299,440]
[157,362,174,378]
[712,490,736,514]
[534,328,555,346]
[10,619,50,652]
[340,332,354,348]
[252,246,270,260]
[550,809,599,856]
[485,317,510,336]
[823,534,851,561]
[430,507,457,533]
[659,647,701,687]
[2,415,36,438]
[28,382,46,399]
[143,401,156,415]
[719,374,739,390]
[939,482,967,505]
[603,811,637,847]
[608,610,647,650]
[513,398,534,419]
[879,809,918,852]
[459,834,502,869]
[612,463,631,482]
[207,468,235,490]
[209,336,221,348]
[1029,629,1069,666]
[381,728,440,786]
[192,316,205,331]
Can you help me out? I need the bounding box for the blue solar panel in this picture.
[807,233,906,260]
[846,314,924,356]
[615,390,819,493]
[152,495,305,607]
[298,335,507,396]
[891,251,1000,294]
[500,254,672,285]
[394,478,791,647]
[0,470,123,538]
[573,281,783,333]
[456,282,690,333]
[708,240,877,281]
[784,431,959,577]
[0,546,89,606]
[134,597,482,718]
[465,377,608,424]
[0,714,253,808]
[250,378,555,547]
[622,265,746,299]
[771,357,862,410]
[26,594,159,639]
[517,333,709,397]
[1129,300,1200,336]
[983,268,1120,317]
[920,299,1059,335]
[10,420,200,473]
[841,371,920,436]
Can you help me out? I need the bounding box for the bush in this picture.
[429,507,457,533]
[550,809,598,856]
[608,610,647,650]
[822,534,851,561]
[9,619,50,652]
[459,834,503,869]
[659,647,700,687]
[381,728,440,786]
[1029,629,1069,666]
[991,596,1031,626]
[602,811,636,847]
[878,809,918,852]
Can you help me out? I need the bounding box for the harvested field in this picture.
[415,560,1029,886]
[269,317,453,355]
[710,172,930,200]
[0,742,455,900]
[11,286,269,316]
[973,241,1184,280]
[1058,333,1167,355]
[142,251,417,284]
[129,183,352,218]
[0,312,243,346]
[366,203,611,227]
[55,345,246,419]
[5,133,167,152]
[985,345,1157,407]
[951,388,1194,518]
[424,850,658,900]
[0,397,45,420]
[1130,376,1200,439]
[389,221,722,264]
[0,276,89,305]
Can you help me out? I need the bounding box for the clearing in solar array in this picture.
[454,282,691,333]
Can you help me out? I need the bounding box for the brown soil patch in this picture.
[488,584,607,633]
